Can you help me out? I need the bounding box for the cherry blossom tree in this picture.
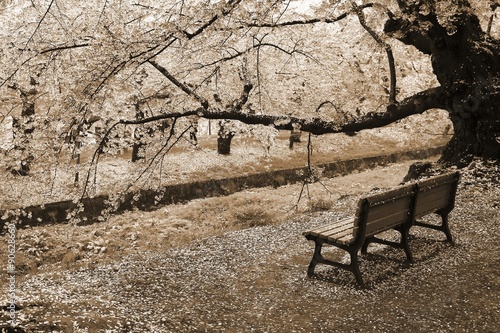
[123,0,498,167]
[1,0,498,182]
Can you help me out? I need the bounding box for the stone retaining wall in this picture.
[0,146,444,232]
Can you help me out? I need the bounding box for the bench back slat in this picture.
[415,172,459,217]
[353,185,415,238]
[414,185,452,216]
[366,197,413,236]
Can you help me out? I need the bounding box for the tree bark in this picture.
[119,87,447,135]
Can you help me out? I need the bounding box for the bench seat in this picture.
[305,218,356,245]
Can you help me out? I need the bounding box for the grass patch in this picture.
[306,197,334,212]
[176,194,281,229]
[230,202,274,227]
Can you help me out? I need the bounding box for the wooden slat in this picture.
[366,195,412,222]
[322,226,353,239]
[361,187,413,237]
[365,209,410,236]
[335,233,356,245]
[354,185,414,229]
[415,186,452,216]
[418,173,456,190]
[365,186,413,204]
[320,223,355,239]
[414,172,458,217]
[303,218,356,245]
[304,218,354,237]
[415,196,448,214]
[419,185,452,195]
[418,182,452,195]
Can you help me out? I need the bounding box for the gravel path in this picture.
[1,159,499,332]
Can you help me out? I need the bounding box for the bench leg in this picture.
[361,237,373,255]
[307,239,323,277]
[361,230,413,263]
[415,212,454,244]
[400,228,413,263]
[306,239,365,287]
[440,212,454,244]
[349,249,365,287]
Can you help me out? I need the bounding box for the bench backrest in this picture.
[414,171,460,217]
[353,185,415,238]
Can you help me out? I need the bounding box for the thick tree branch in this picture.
[118,87,446,135]
[239,3,376,29]
[384,1,439,55]
[231,82,253,112]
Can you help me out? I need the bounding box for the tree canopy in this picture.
[0,0,498,178]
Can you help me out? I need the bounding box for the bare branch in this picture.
[352,2,397,104]
[90,61,127,98]
[40,43,90,54]
[96,0,108,30]
[236,3,376,29]
[192,38,316,74]
[184,13,220,39]
[147,60,209,109]
[183,0,244,39]
[141,36,178,63]
[315,101,339,113]
[487,10,497,36]
[195,46,249,69]
[25,0,56,49]
[132,121,190,184]
[81,121,121,199]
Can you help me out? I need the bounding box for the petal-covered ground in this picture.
[1,158,498,332]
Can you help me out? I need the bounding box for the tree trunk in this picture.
[289,129,301,149]
[217,133,234,155]
[132,106,145,162]
[217,120,235,155]
[131,134,145,162]
[438,50,500,166]
[441,100,500,166]
[385,0,500,166]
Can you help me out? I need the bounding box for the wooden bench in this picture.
[303,171,460,287]
[303,185,416,287]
